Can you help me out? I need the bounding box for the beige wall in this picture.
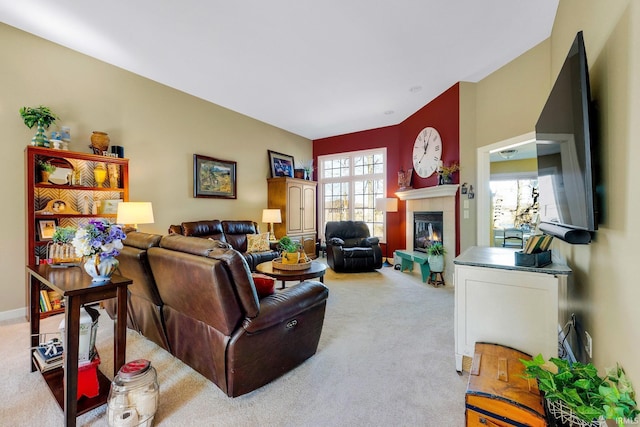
[490,158,537,175]
[0,24,311,315]
[467,0,640,386]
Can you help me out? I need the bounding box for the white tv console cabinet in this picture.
[453,246,571,372]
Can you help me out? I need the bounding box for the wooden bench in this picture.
[395,249,446,286]
[395,250,431,283]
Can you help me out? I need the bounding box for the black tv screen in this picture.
[536,31,598,237]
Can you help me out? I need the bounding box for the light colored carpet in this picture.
[0,263,468,426]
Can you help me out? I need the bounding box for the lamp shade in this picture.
[116,202,155,226]
[262,208,282,223]
[375,197,398,213]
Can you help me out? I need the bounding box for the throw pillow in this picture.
[251,273,275,297]
[246,232,270,252]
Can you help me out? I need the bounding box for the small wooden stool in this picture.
[428,271,445,287]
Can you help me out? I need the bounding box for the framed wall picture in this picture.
[38,219,57,241]
[194,154,237,199]
[268,150,295,178]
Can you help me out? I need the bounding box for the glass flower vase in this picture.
[84,255,119,282]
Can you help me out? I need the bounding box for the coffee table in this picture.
[256,260,327,289]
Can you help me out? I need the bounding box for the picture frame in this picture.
[194,154,237,199]
[268,150,295,178]
[98,199,123,215]
[38,219,57,241]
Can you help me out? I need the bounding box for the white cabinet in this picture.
[268,177,317,258]
[453,246,570,372]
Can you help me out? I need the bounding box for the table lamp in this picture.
[116,202,155,230]
[262,209,282,241]
[375,197,398,267]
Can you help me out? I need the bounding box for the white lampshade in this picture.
[116,202,155,228]
[375,197,398,213]
[262,209,282,223]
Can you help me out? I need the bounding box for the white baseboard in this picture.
[0,307,27,323]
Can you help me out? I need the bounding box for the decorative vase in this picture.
[31,124,50,147]
[90,131,110,154]
[282,251,300,264]
[94,163,107,187]
[427,254,444,272]
[40,170,51,184]
[84,255,119,282]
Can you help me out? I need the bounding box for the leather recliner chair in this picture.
[105,231,170,351]
[325,221,383,272]
[148,234,329,397]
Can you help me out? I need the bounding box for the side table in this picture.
[27,264,132,427]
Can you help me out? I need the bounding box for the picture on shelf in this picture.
[37,219,57,240]
[99,199,123,215]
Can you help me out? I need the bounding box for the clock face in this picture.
[412,127,442,178]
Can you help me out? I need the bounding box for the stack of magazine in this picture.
[33,338,64,372]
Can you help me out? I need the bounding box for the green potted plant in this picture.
[426,242,446,272]
[278,236,302,264]
[37,160,56,184]
[521,354,639,427]
[19,105,59,147]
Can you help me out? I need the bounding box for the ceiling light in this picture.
[409,86,423,93]
[499,149,518,159]
[384,110,395,115]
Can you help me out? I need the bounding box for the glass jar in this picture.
[107,359,159,427]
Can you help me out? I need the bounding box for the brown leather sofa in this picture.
[168,220,279,270]
[325,220,383,272]
[147,234,329,397]
[104,231,170,351]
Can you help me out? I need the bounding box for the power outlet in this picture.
[585,331,593,358]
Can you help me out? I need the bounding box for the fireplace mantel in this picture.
[395,184,459,200]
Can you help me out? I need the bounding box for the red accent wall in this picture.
[313,83,460,256]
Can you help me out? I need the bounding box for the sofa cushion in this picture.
[246,232,270,252]
[251,273,275,297]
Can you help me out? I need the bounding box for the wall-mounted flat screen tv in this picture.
[535,31,598,244]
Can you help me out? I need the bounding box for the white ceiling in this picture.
[2,1,558,140]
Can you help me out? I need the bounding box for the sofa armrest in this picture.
[328,237,345,246]
[242,281,328,333]
[362,236,379,246]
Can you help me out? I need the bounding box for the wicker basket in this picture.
[545,399,606,427]
[272,258,312,271]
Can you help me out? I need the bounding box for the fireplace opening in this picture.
[414,212,443,253]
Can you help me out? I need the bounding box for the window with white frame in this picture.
[318,148,387,241]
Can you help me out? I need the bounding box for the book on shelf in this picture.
[523,233,554,254]
[47,290,63,310]
[33,340,64,372]
[40,290,52,312]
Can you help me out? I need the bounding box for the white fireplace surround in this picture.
[396,185,459,284]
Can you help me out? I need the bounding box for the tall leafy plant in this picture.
[521,354,638,426]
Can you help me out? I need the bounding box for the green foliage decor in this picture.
[521,354,639,426]
[19,105,59,129]
[277,236,301,253]
[426,242,446,256]
[37,160,56,173]
[52,226,77,244]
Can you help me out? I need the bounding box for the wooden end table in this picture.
[256,260,327,289]
[27,264,132,427]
